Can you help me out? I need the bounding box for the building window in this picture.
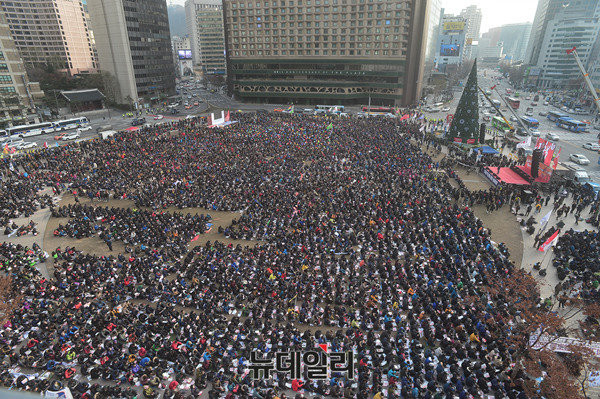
[0,75,12,83]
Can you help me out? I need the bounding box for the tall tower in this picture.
[0,0,96,75]
[459,5,482,60]
[87,0,176,105]
[185,0,227,76]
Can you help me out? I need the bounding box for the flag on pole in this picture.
[400,114,410,121]
[43,142,48,149]
[539,209,552,229]
[225,111,230,122]
[516,135,531,149]
[538,229,559,252]
[552,147,561,170]
[9,161,14,172]
[3,143,8,154]
[326,123,333,131]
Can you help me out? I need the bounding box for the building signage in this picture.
[443,21,465,32]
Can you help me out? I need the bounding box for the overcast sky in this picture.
[168,0,539,34]
[441,0,538,33]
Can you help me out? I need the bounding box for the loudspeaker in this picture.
[479,123,486,144]
[531,148,542,178]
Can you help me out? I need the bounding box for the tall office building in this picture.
[480,23,532,63]
[534,1,600,89]
[87,0,176,105]
[0,13,43,127]
[223,0,429,106]
[186,0,227,76]
[172,36,194,77]
[435,14,467,73]
[459,5,481,60]
[0,0,96,75]
[423,0,442,79]
[525,0,600,67]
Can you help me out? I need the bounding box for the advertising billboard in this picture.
[178,50,192,59]
[443,21,465,32]
[440,44,460,57]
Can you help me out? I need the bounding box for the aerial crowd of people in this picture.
[0,112,574,398]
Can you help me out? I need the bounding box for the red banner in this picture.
[542,141,555,165]
[454,137,462,143]
[446,114,454,123]
[467,139,476,144]
[552,148,561,170]
[538,229,559,252]
[535,138,546,150]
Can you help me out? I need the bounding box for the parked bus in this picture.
[53,117,90,131]
[491,116,511,133]
[556,117,588,132]
[547,111,568,122]
[491,99,501,109]
[6,122,55,138]
[520,116,539,130]
[506,97,520,110]
[315,105,345,113]
[361,105,393,113]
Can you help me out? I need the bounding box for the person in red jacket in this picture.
[292,379,304,391]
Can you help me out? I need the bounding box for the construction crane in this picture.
[566,46,600,116]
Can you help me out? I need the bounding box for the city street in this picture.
[423,68,600,184]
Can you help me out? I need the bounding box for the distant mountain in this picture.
[168,4,187,38]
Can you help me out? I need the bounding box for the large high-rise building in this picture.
[423,0,442,79]
[480,23,532,63]
[435,13,467,73]
[525,0,600,89]
[87,0,176,105]
[223,0,429,106]
[459,5,481,59]
[185,0,227,76]
[525,0,600,66]
[0,0,96,75]
[0,13,43,127]
[459,5,481,41]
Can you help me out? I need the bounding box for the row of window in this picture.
[230,0,410,8]
[0,87,16,94]
[232,49,403,56]
[234,40,400,49]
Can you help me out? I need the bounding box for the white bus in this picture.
[6,122,55,137]
[53,117,90,131]
[315,105,345,113]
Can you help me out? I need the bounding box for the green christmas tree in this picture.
[448,60,479,144]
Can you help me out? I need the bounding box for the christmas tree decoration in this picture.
[448,60,479,144]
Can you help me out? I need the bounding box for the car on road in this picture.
[77,125,93,132]
[545,132,560,141]
[570,154,591,165]
[54,131,68,140]
[61,132,80,141]
[509,115,518,122]
[154,115,164,120]
[131,117,146,126]
[544,101,549,106]
[531,131,540,137]
[194,102,199,106]
[18,142,37,149]
[526,96,531,100]
[441,107,450,112]
[531,102,538,107]
[583,142,600,151]
[539,111,548,116]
